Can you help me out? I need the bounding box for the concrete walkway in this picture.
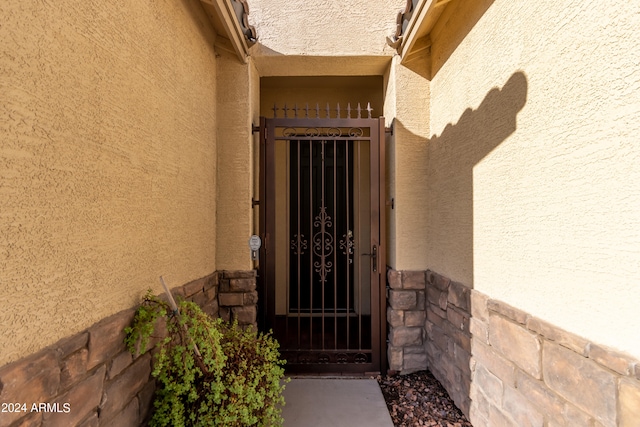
[281,377,394,427]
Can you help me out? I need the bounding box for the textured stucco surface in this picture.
[249,0,404,77]
[215,51,257,271]
[249,0,405,57]
[383,56,430,270]
[426,0,640,357]
[0,0,218,366]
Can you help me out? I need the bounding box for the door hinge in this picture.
[362,245,378,273]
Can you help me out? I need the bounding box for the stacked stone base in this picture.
[386,268,640,427]
[469,288,640,427]
[0,270,257,427]
[386,270,428,374]
[424,271,472,416]
[217,270,258,330]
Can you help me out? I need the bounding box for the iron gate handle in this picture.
[361,245,378,272]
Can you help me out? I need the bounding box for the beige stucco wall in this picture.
[249,0,405,57]
[249,0,405,77]
[383,56,431,270]
[0,0,219,366]
[215,51,260,271]
[425,0,640,357]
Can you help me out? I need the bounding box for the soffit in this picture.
[200,0,257,63]
[388,0,456,65]
[252,54,392,77]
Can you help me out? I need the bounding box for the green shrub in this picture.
[125,291,287,426]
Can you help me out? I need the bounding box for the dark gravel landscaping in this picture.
[377,370,473,427]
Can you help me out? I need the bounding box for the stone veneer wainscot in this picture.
[387,269,640,427]
[0,270,257,427]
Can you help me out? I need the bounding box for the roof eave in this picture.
[200,0,256,63]
[391,0,454,67]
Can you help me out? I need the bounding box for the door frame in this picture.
[258,113,387,374]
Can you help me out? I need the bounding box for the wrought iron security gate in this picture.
[259,104,386,374]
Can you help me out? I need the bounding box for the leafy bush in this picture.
[125,291,287,426]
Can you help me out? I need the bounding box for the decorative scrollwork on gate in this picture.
[298,353,313,364]
[305,127,320,137]
[291,234,307,255]
[354,353,368,364]
[348,127,364,137]
[339,230,355,264]
[326,127,341,137]
[312,206,333,283]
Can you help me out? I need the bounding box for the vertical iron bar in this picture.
[265,119,277,343]
[309,139,313,350]
[357,141,362,350]
[297,140,301,349]
[346,140,351,350]
[321,140,325,351]
[285,139,289,349]
[333,138,337,350]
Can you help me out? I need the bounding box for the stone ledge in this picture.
[587,343,634,376]
[487,299,528,325]
[526,315,589,356]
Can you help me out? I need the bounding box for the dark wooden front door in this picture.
[259,105,386,374]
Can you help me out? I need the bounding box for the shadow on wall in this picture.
[431,0,496,78]
[425,71,528,287]
[407,72,528,416]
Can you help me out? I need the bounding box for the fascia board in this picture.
[201,0,249,63]
[400,0,451,65]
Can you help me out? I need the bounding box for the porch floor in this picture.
[281,377,394,427]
